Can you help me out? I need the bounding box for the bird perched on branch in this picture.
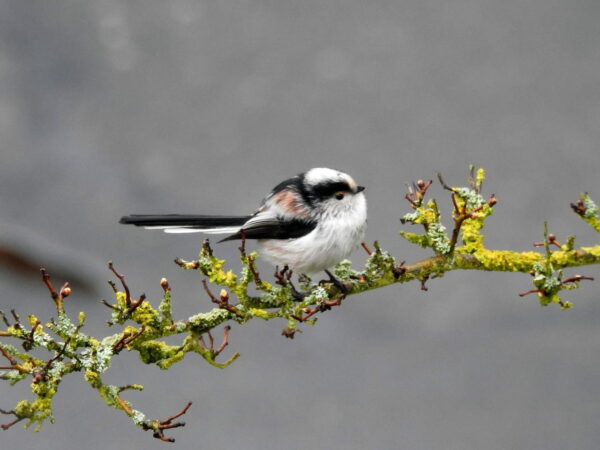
[120,168,367,274]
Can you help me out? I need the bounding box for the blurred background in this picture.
[1,1,600,449]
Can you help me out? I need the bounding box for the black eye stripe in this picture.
[311,181,351,200]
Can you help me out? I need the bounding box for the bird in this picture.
[120,168,367,274]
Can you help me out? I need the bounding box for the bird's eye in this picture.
[335,192,345,200]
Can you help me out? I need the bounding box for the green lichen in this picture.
[131,301,161,328]
[187,308,232,334]
[3,167,600,439]
[248,308,274,320]
[14,399,33,417]
[475,167,486,189]
[399,231,430,248]
[576,193,600,232]
[14,387,57,431]
[464,249,542,272]
[400,199,451,255]
[136,340,180,366]
[158,288,173,325]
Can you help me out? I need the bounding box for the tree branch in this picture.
[1,167,599,441]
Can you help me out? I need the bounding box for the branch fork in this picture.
[143,401,192,443]
[113,326,146,354]
[0,346,25,373]
[405,179,433,208]
[199,326,232,358]
[0,408,24,430]
[108,262,146,315]
[201,280,244,318]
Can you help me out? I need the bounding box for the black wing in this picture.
[219,217,317,242]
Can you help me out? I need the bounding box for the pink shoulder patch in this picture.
[271,190,309,216]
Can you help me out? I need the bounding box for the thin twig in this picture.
[108,262,131,307]
[361,242,373,255]
[113,326,146,354]
[40,268,65,313]
[0,346,17,366]
[45,336,71,370]
[201,280,244,318]
[215,326,231,355]
[174,258,199,269]
[100,299,119,311]
[0,409,24,430]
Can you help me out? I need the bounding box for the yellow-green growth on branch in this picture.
[1,167,599,442]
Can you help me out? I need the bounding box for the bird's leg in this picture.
[287,279,308,302]
[273,266,308,301]
[321,269,350,296]
[291,271,349,322]
[274,265,292,285]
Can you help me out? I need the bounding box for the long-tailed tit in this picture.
[120,168,367,274]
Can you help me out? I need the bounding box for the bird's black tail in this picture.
[119,214,251,235]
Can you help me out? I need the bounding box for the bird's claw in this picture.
[321,269,349,296]
[289,280,308,302]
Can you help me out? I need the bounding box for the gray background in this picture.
[1,1,600,449]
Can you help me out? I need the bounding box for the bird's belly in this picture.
[258,220,366,273]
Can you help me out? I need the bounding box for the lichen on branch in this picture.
[1,167,599,442]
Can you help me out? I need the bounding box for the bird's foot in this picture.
[274,266,308,301]
[321,269,350,296]
[274,265,292,286]
[288,280,309,302]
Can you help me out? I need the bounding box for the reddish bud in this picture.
[219,290,229,302]
[60,284,71,298]
[160,278,170,291]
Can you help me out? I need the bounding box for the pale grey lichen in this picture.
[32,332,54,349]
[426,221,451,254]
[455,187,486,210]
[47,361,66,379]
[333,259,360,280]
[0,342,19,356]
[131,409,146,426]
[171,321,187,333]
[55,313,77,335]
[307,286,329,302]
[544,276,562,290]
[3,369,27,385]
[95,338,117,372]
[401,211,419,223]
[583,195,600,219]
[79,335,118,373]
[187,308,231,332]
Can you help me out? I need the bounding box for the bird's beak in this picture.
[356,186,365,193]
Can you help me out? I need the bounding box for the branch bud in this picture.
[60,284,71,298]
[160,278,170,291]
[219,290,229,302]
